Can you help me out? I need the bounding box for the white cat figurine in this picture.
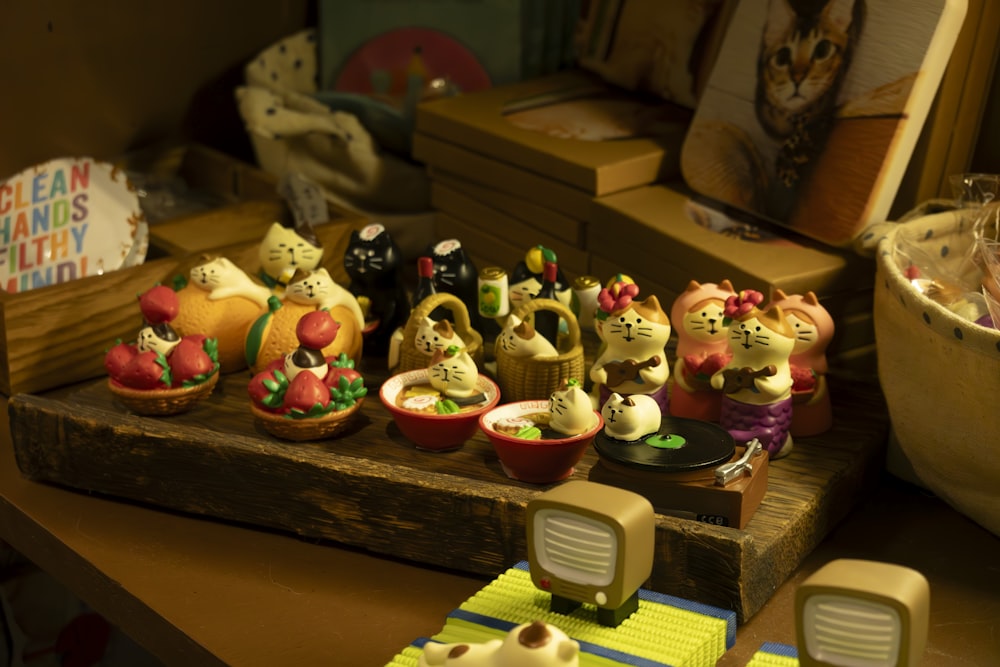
[258,220,323,293]
[285,267,366,331]
[601,392,661,442]
[189,255,272,309]
[418,620,579,667]
[549,379,597,436]
[497,314,558,358]
[428,345,479,399]
[414,317,466,357]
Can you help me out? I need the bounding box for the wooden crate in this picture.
[0,144,361,396]
[9,365,888,623]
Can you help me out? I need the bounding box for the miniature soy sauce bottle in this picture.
[532,260,561,348]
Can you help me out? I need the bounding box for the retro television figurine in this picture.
[795,559,930,667]
[526,480,655,627]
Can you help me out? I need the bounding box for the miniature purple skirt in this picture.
[719,395,792,458]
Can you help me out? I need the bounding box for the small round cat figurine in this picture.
[589,294,672,415]
[418,620,579,667]
[601,391,661,442]
[710,290,796,458]
[549,379,598,436]
[343,223,410,357]
[769,289,835,436]
[496,314,558,359]
[258,220,324,295]
[669,280,736,421]
[428,345,480,399]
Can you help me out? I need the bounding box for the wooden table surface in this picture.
[3,398,999,666]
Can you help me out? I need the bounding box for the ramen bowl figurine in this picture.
[479,398,603,484]
[379,367,501,451]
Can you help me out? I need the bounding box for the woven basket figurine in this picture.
[251,399,364,441]
[495,298,585,402]
[109,372,219,416]
[395,292,484,374]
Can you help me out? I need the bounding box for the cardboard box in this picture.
[0,145,364,396]
[589,185,875,299]
[432,170,586,248]
[415,69,691,196]
[413,133,596,222]
[431,182,590,277]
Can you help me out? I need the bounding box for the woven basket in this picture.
[108,372,219,416]
[251,399,364,441]
[874,207,1000,537]
[495,298,585,402]
[395,292,484,374]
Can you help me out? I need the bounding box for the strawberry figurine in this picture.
[248,309,366,440]
[105,284,220,415]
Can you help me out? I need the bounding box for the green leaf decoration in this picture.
[331,353,355,369]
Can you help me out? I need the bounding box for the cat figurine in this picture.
[418,620,579,667]
[496,314,558,359]
[508,245,573,313]
[769,289,835,436]
[756,0,864,218]
[428,345,480,399]
[710,290,796,458]
[589,294,671,414]
[669,280,737,421]
[601,392,661,442]
[258,220,324,295]
[549,379,597,436]
[343,223,410,357]
[285,267,366,332]
[414,316,466,357]
[426,238,481,329]
[189,255,272,309]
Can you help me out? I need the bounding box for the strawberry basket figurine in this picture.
[248,309,367,441]
[105,285,221,416]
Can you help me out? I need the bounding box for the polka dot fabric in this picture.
[874,207,1000,538]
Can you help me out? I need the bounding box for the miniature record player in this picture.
[588,416,768,529]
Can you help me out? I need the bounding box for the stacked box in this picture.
[412,69,691,278]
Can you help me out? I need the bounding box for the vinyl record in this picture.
[593,416,734,473]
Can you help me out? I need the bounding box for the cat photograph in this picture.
[679,0,963,245]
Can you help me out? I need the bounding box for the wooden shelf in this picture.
[9,368,887,623]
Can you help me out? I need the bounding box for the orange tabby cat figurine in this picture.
[669,280,736,421]
[768,289,835,436]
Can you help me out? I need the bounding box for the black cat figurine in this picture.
[344,223,410,357]
[425,238,480,329]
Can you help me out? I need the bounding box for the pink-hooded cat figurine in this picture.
[669,280,736,421]
[769,289,835,436]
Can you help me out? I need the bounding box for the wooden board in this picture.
[9,362,888,623]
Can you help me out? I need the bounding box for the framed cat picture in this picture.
[680,0,967,247]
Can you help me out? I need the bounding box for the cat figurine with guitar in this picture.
[768,289,835,436]
[589,294,671,414]
[669,280,737,421]
[710,290,796,458]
